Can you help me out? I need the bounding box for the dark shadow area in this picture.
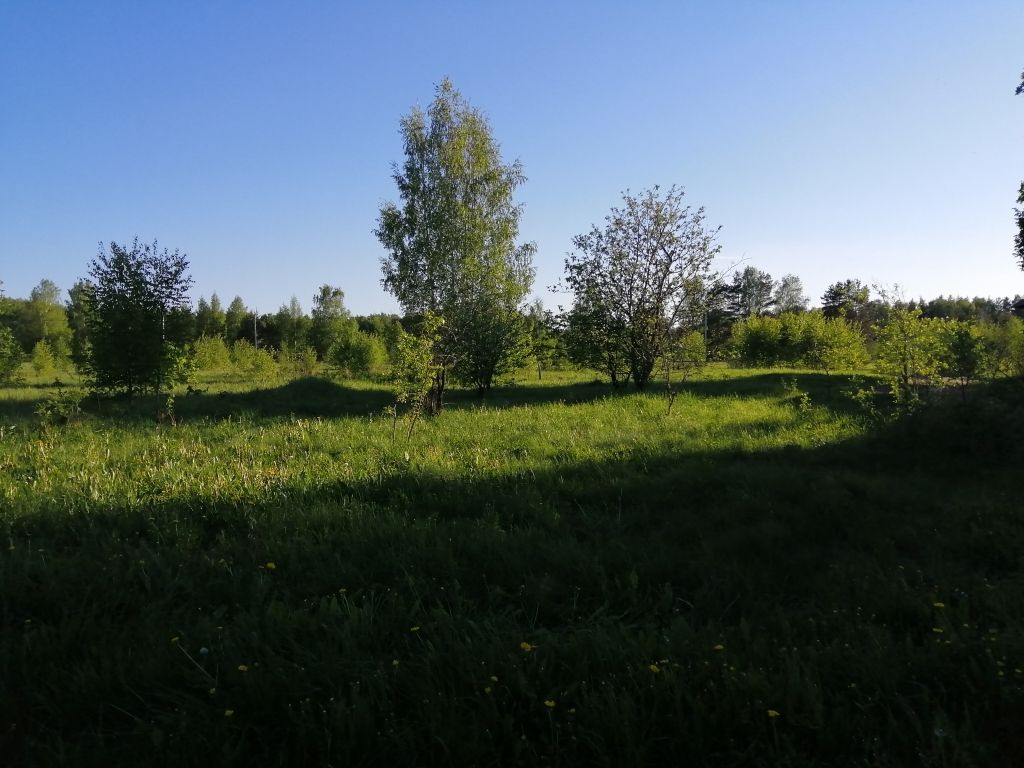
[0,370,872,425]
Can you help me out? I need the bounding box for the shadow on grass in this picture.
[2,384,1023,764]
[0,370,873,425]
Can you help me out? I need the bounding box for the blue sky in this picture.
[1,1,1021,314]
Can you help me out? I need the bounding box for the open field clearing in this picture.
[2,369,1022,765]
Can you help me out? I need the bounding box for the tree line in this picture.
[2,77,1023,412]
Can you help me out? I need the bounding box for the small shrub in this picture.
[192,336,232,371]
[35,388,82,427]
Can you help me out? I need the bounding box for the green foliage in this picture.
[30,340,56,377]
[0,370,1022,764]
[937,320,987,399]
[376,79,536,395]
[192,335,232,371]
[278,343,319,379]
[84,238,193,394]
[34,387,83,427]
[195,293,226,338]
[873,306,944,406]
[821,279,870,320]
[230,340,279,383]
[729,311,867,371]
[563,186,719,389]
[274,297,311,350]
[310,285,355,360]
[0,325,23,383]
[224,296,249,342]
[331,332,389,379]
[389,313,442,433]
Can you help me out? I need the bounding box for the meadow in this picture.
[1,367,1022,766]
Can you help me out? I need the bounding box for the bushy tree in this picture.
[0,326,22,383]
[224,296,248,342]
[331,332,389,379]
[773,274,808,313]
[563,186,719,389]
[275,297,310,350]
[873,306,943,405]
[821,280,870,321]
[727,266,775,319]
[193,335,232,371]
[310,285,355,360]
[729,311,866,371]
[65,280,95,368]
[84,238,193,394]
[376,79,536,404]
[938,320,987,400]
[389,313,443,435]
[230,340,278,383]
[24,279,71,359]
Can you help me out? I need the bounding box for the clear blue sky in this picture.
[1,1,1021,314]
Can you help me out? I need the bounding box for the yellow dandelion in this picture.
[933,602,944,608]
[265,562,276,570]
[520,641,537,653]
[767,709,781,718]
[544,699,556,708]
[648,664,661,673]
[237,664,249,672]
[224,709,235,717]
[712,644,725,651]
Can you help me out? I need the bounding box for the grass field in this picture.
[2,367,1023,766]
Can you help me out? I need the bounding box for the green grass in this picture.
[2,367,1022,766]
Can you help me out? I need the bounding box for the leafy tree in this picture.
[331,332,389,379]
[224,296,248,342]
[230,340,278,383]
[65,280,95,368]
[526,299,559,380]
[938,320,987,401]
[24,280,72,358]
[729,311,866,371]
[310,285,355,360]
[376,79,536,404]
[563,186,719,389]
[195,294,226,339]
[0,326,22,383]
[30,340,56,377]
[563,282,631,385]
[389,313,443,437]
[873,306,942,406]
[773,274,808,313]
[275,296,310,350]
[821,279,870,321]
[726,266,775,319]
[192,335,232,371]
[84,238,193,394]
